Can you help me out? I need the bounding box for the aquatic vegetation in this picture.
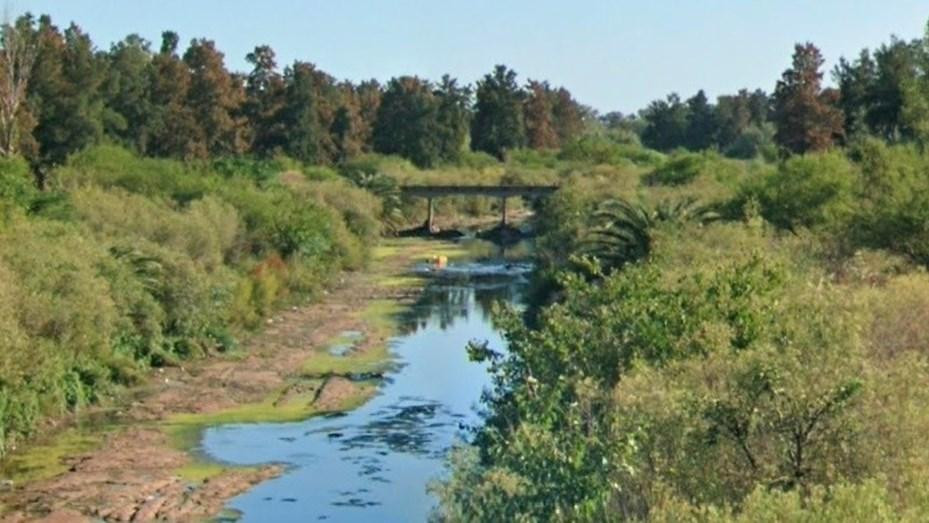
[0,428,105,484]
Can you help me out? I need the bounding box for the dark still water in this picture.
[200,259,529,522]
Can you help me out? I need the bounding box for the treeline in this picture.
[615,26,929,159]
[1,14,588,175]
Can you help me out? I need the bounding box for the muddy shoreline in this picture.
[0,239,465,522]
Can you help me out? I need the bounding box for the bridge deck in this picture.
[399,185,559,198]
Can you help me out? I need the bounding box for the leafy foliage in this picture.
[772,43,845,154]
[0,145,379,456]
[585,197,718,272]
[471,65,527,159]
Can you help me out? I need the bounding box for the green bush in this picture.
[0,221,134,441]
[645,151,747,191]
[300,180,382,269]
[457,150,501,169]
[650,481,902,522]
[438,227,929,520]
[0,145,383,456]
[845,140,929,263]
[0,156,37,210]
[736,151,856,231]
[210,155,286,186]
[52,145,214,203]
[559,135,666,167]
[340,152,418,180]
[723,123,777,161]
[645,151,708,186]
[506,148,561,169]
[71,187,240,272]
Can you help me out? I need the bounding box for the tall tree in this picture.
[0,15,37,158]
[523,80,558,149]
[307,67,342,163]
[684,89,718,150]
[434,74,471,162]
[372,76,441,167]
[746,88,770,124]
[327,79,382,160]
[834,50,876,140]
[244,44,286,155]
[471,65,525,159]
[772,43,844,154]
[183,38,247,157]
[278,61,326,163]
[146,31,199,158]
[329,103,356,162]
[867,38,919,141]
[27,18,107,168]
[900,23,929,145]
[716,89,769,153]
[640,93,689,151]
[551,86,584,145]
[354,79,381,152]
[102,34,153,151]
[716,91,753,149]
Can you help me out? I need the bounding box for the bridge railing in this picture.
[398,185,559,231]
[399,185,559,199]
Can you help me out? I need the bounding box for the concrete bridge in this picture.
[399,185,559,231]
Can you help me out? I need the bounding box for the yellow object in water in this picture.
[431,255,448,268]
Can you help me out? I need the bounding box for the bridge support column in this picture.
[501,196,508,227]
[427,197,435,233]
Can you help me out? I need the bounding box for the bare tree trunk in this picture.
[0,18,36,157]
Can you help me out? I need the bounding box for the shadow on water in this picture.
[200,240,529,522]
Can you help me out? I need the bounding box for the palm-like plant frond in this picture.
[348,171,404,231]
[110,246,164,293]
[584,197,719,273]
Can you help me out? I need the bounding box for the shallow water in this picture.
[200,256,528,522]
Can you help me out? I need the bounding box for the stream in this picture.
[200,250,529,522]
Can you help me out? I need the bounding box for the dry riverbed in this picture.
[0,238,473,522]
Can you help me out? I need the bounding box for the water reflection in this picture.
[201,256,527,522]
[398,278,527,333]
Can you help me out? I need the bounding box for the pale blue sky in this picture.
[13,1,929,113]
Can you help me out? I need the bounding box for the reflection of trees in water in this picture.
[474,282,523,319]
[396,278,526,334]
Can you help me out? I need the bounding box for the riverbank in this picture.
[0,238,473,522]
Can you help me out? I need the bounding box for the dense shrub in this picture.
[645,151,708,185]
[457,150,501,169]
[844,140,929,263]
[340,153,419,180]
[210,155,303,186]
[0,145,382,457]
[71,187,240,271]
[52,145,214,203]
[736,151,856,231]
[506,148,561,169]
[298,180,382,268]
[440,218,929,520]
[559,135,666,167]
[0,157,37,213]
[0,222,132,439]
[723,123,778,161]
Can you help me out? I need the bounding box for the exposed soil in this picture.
[0,242,431,522]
